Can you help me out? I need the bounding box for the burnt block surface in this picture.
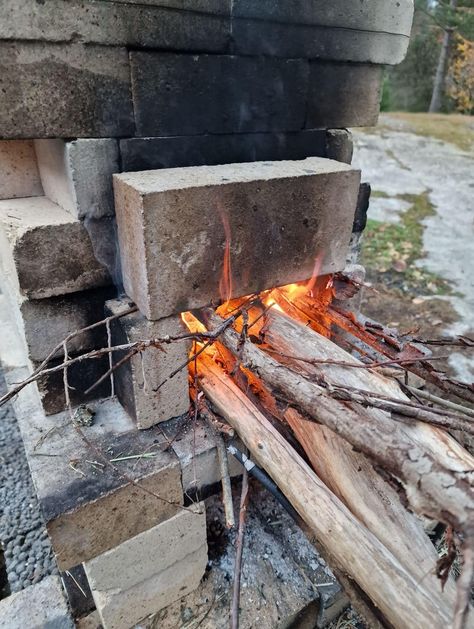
[0,197,111,299]
[114,157,361,319]
[131,53,309,136]
[120,131,329,172]
[105,297,190,429]
[0,42,134,139]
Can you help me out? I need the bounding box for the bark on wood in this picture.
[198,309,474,535]
[193,352,452,629]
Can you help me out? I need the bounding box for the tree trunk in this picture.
[429,0,458,113]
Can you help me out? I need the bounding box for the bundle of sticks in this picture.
[183,277,474,629]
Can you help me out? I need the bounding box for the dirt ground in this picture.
[353,113,474,384]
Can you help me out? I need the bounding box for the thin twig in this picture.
[105,317,115,397]
[231,469,249,629]
[63,340,72,418]
[405,386,474,419]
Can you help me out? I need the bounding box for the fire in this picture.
[218,205,233,307]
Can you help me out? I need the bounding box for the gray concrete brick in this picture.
[115,0,230,13]
[326,130,354,165]
[232,21,411,65]
[35,139,119,220]
[0,0,230,53]
[85,505,207,629]
[0,42,133,139]
[232,0,414,35]
[0,141,43,200]
[131,53,309,136]
[105,298,190,429]
[114,158,361,319]
[0,576,73,629]
[306,63,383,130]
[0,197,111,299]
[120,131,328,172]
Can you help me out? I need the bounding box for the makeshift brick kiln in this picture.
[1,2,473,629]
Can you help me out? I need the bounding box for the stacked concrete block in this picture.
[84,505,207,628]
[105,297,190,429]
[0,140,43,199]
[114,158,361,319]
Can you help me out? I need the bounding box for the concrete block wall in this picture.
[0,3,414,625]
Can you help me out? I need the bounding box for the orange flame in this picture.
[217,205,233,307]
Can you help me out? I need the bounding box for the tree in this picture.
[429,0,459,112]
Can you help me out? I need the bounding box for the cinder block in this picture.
[130,53,309,136]
[326,130,354,165]
[114,158,361,319]
[306,63,382,130]
[0,281,116,363]
[34,353,112,415]
[0,576,74,629]
[34,139,119,220]
[105,298,190,428]
[85,504,207,629]
[116,0,230,12]
[162,416,243,496]
[232,21,410,65]
[0,197,111,299]
[0,42,134,139]
[0,140,43,200]
[232,0,414,35]
[0,0,230,52]
[120,131,328,172]
[5,365,184,570]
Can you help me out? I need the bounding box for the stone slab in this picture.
[114,157,361,319]
[306,63,383,130]
[161,416,243,497]
[232,21,410,65]
[326,130,354,165]
[34,139,119,220]
[130,53,309,137]
[0,140,43,200]
[232,0,414,35]
[120,131,328,172]
[85,503,206,592]
[105,298,190,429]
[0,197,111,299]
[91,544,207,629]
[0,42,134,139]
[0,575,73,629]
[0,0,230,53]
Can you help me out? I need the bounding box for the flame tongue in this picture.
[218,206,233,307]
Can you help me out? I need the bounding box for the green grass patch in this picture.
[361,192,454,296]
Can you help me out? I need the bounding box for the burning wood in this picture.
[181,273,474,628]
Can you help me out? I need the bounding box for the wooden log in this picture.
[198,309,474,535]
[193,352,452,629]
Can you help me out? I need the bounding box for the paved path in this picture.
[352,116,474,382]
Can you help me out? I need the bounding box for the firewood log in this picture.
[193,352,452,629]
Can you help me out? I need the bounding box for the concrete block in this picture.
[306,63,383,130]
[326,130,354,165]
[0,575,73,629]
[0,281,116,362]
[232,21,410,65]
[162,417,243,497]
[85,505,207,629]
[34,139,119,220]
[34,353,113,415]
[0,140,43,200]
[0,42,133,139]
[131,53,309,136]
[115,0,230,13]
[232,0,414,35]
[114,157,361,319]
[0,197,111,299]
[105,298,190,429]
[0,0,230,53]
[120,131,328,172]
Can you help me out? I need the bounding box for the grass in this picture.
[379,112,474,152]
[361,192,453,296]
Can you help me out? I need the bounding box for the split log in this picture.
[193,352,452,629]
[198,309,474,536]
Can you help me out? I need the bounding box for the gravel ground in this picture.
[0,372,57,593]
